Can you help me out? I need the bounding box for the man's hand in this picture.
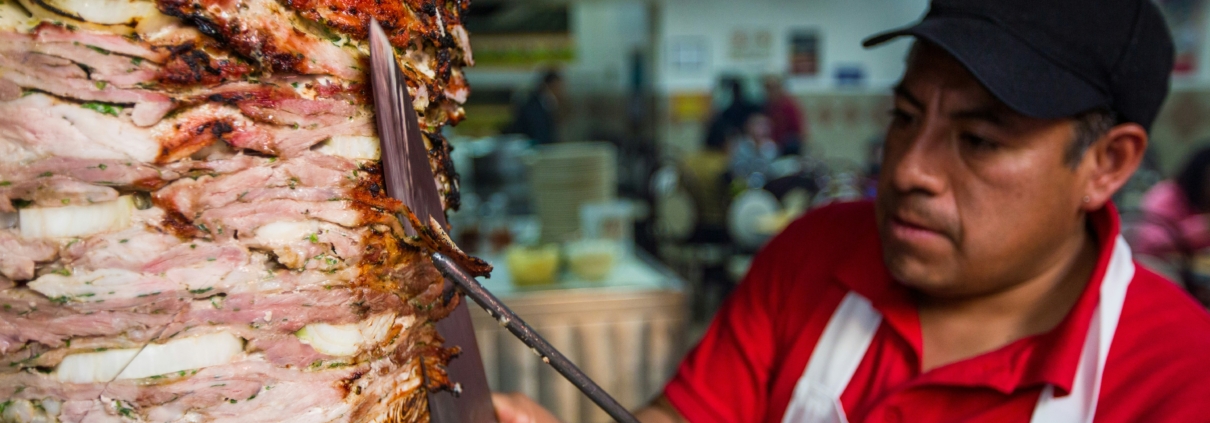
[491,393,687,423]
[492,392,561,423]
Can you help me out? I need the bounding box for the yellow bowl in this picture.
[506,245,560,287]
[566,240,619,281]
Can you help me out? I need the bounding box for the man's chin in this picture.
[884,254,955,295]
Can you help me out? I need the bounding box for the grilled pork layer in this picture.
[0,0,475,421]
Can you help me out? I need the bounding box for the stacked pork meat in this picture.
[0,0,478,420]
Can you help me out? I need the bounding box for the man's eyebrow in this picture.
[892,84,924,110]
[893,83,1008,126]
[951,106,1006,126]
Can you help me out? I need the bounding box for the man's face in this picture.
[875,43,1090,299]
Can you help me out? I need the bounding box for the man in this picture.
[762,76,808,156]
[495,0,1210,421]
[506,69,564,145]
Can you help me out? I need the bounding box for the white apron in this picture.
[781,236,1135,423]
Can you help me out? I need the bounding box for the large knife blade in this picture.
[368,19,496,423]
[368,18,640,423]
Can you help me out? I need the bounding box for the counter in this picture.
[469,250,688,423]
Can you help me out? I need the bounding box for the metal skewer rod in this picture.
[430,252,641,423]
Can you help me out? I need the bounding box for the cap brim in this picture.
[863,17,1111,120]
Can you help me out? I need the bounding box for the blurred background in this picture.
[441,0,1210,421]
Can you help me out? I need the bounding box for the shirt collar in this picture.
[832,202,1123,395]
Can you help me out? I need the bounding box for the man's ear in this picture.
[1080,123,1147,211]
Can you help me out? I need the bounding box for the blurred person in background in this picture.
[505,68,564,145]
[495,0,1210,421]
[676,76,754,243]
[703,76,780,186]
[763,75,808,156]
[727,113,779,184]
[704,76,761,151]
[1131,145,1210,305]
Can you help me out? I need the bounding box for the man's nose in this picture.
[887,125,948,197]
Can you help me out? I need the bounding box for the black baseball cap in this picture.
[863,0,1175,131]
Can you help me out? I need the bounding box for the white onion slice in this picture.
[295,313,396,357]
[0,0,35,31]
[13,0,134,35]
[314,135,381,161]
[52,348,138,384]
[253,220,319,246]
[54,332,243,383]
[38,0,160,25]
[360,313,398,345]
[40,399,62,417]
[19,195,134,239]
[295,323,362,357]
[0,399,40,422]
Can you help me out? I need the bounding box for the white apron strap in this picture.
[1031,235,1134,423]
[781,292,882,423]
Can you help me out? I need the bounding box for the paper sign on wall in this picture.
[669,36,708,74]
[789,30,821,77]
[729,29,772,61]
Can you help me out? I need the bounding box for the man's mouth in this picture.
[888,215,948,244]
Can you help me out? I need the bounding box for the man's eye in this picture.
[888,109,915,125]
[961,133,999,150]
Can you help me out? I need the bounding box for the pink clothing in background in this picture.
[1133,181,1210,257]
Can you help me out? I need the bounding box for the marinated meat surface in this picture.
[0,0,476,420]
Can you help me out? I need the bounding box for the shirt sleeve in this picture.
[663,241,788,422]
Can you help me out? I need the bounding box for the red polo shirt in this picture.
[665,201,1210,422]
